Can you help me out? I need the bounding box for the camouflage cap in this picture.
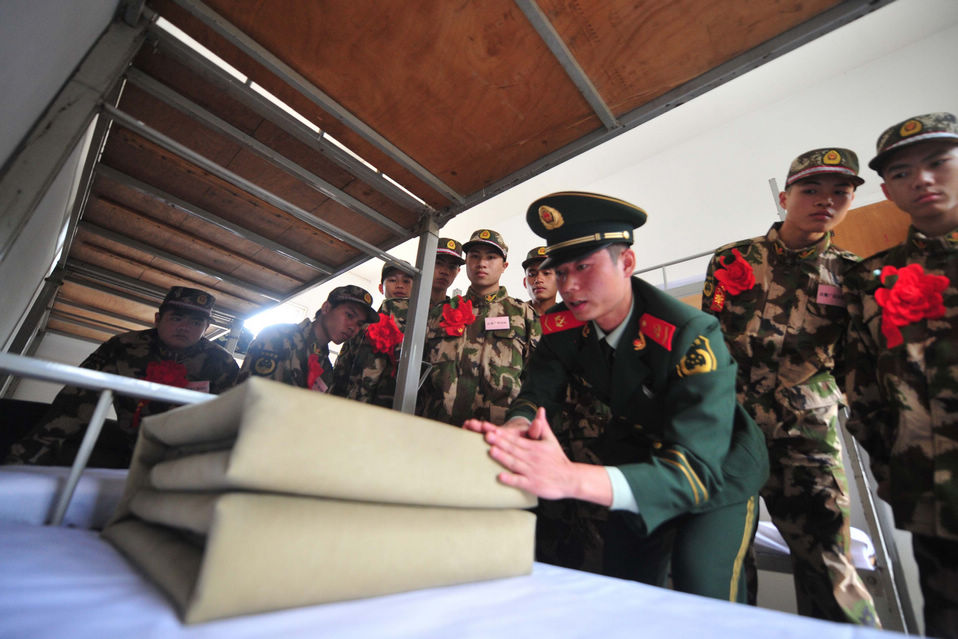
[380,261,414,282]
[462,229,508,259]
[526,192,646,268]
[521,246,549,270]
[160,286,215,318]
[436,237,465,265]
[326,285,379,324]
[785,148,864,188]
[869,112,958,173]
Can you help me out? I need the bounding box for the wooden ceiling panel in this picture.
[538,0,843,115]
[191,0,599,195]
[46,318,117,344]
[90,173,321,281]
[149,0,455,209]
[82,197,306,292]
[57,281,160,324]
[117,84,243,169]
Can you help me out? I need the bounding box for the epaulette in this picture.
[638,313,675,351]
[540,310,585,335]
[711,237,759,257]
[831,247,862,263]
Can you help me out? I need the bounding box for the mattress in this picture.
[0,521,894,639]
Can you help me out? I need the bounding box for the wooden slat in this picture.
[538,0,842,116]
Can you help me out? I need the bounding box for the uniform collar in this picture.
[466,285,508,305]
[907,224,958,254]
[300,317,329,357]
[592,297,636,351]
[767,222,832,261]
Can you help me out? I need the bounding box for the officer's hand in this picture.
[484,408,573,500]
[462,416,530,436]
[485,408,613,506]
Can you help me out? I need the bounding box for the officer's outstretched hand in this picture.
[482,407,612,506]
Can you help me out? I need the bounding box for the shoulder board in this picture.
[713,237,758,255]
[639,313,675,351]
[830,246,861,263]
[540,310,586,335]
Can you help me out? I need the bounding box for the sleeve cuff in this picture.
[606,466,639,513]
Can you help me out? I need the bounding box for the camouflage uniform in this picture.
[5,329,238,468]
[845,227,958,636]
[703,223,879,625]
[238,318,332,391]
[418,286,539,426]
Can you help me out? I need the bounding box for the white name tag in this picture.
[816,284,845,307]
[186,380,210,393]
[485,316,511,331]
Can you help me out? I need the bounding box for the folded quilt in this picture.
[110,377,534,519]
[103,377,536,623]
[106,492,535,623]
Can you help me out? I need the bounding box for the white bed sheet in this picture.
[0,522,894,639]
[0,465,127,528]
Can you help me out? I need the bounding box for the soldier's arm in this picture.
[236,328,283,383]
[207,348,240,394]
[4,338,121,465]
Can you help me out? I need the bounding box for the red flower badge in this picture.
[367,312,405,374]
[307,353,326,391]
[875,263,948,348]
[714,248,756,295]
[440,296,477,336]
[132,360,189,429]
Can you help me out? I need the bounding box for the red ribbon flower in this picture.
[440,296,477,336]
[714,248,755,295]
[306,353,326,392]
[132,360,189,429]
[367,312,405,375]
[875,263,948,348]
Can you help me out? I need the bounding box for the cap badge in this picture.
[364,293,372,304]
[901,119,923,137]
[539,205,564,230]
[537,247,547,256]
[823,150,841,165]
[446,240,456,250]
[479,230,491,240]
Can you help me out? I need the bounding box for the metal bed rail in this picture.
[0,351,214,525]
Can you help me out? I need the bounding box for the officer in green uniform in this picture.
[5,287,238,468]
[522,246,558,317]
[465,192,769,602]
[844,112,958,638]
[238,285,378,392]
[419,229,539,427]
[331,240,464,407]
[702,149,879,625]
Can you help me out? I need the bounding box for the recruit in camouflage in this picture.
[5,329,238,468]
[703,223,878,626]
[844,227,958,543]
[418,286,539,427]
[237,318,332,392]
[330,298,448,408]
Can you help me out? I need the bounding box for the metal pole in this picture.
[48,389,114,526]
[393,219,439,413]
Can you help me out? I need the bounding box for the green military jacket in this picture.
[419,286,539,426]
[6,329,238,468]
[702,224,860,443]
[844,226,958,541]
[238,318,332,391]
[509,276,768,536]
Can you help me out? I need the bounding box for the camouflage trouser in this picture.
[757,438,880,626]
[912,534,958,639]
